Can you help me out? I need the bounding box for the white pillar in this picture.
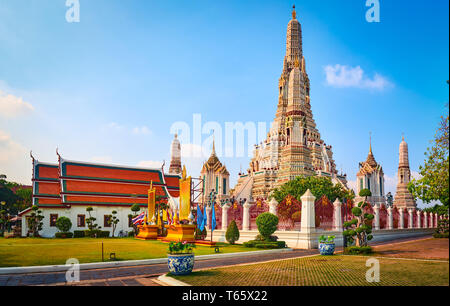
[399,209,404,229]
[242,200,251,231]
[373,204,380,230]
[434,213,438,228]
[300,189,316,233]
[333,198,342,231]
[408,209,414,229]
[416,211,421,228]
[269,198,278,215]
[429,213,433,228]
[424,212,428,228]
[221,204,230,231]
[387,207,393,229]
[205,206,212,230]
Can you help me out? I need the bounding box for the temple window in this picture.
[50,214,58,227]
[77,214,85,227]
[104,215,112,228]
[223,178,227,195]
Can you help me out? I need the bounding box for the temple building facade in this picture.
[19,143,182,238]
[354,139,386,206]
[393,136,417,209]
[200,140,230,204]
[232,6,347,201]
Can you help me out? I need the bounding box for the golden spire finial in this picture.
[292,5,297,19]
[369,132,372,154]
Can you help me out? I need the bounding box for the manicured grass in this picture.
[0,238,261,267]
[173,254,449,286]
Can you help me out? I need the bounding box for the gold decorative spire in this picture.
[292,4,297,19]
[369,132,372,154]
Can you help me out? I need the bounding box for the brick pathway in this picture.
[0,234,431,286]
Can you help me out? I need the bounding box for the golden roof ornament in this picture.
[292,5,297,19]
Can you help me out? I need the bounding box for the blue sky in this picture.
[0,0,448,207]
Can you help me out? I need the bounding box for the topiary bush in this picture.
[56,216,72,233]
[55,232,73,239]
[256,212,279,241]
[73,230,85,238]
[226,220,240,244]
[343,189,374,248]
[344,246,373,255]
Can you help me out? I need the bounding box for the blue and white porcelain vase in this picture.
[319,242,335,255]
[167,253,195,275]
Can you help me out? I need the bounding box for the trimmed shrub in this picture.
[128,231,135,237]
[344,246,373,255]
[55,232,73,239]
[55,216,72,233]
[98,231,110,238]
[73,230,85,238]
[256,212,279,240]
[225,220,240,244]
[243,240,286,249]
[84,229,101,238]
[433,232,449,238]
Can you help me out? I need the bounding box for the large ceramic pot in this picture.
[319,242,335,255]
[167,253,195,275]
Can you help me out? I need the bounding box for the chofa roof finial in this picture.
[292,4,297,19]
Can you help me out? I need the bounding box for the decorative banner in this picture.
[179,165,192,221]
[147,181,156,221]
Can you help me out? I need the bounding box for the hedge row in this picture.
[344,246,373,255]
[56,230,111,239]
[433,232,449,238]
[243,240,286,249]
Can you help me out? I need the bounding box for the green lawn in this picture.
[0,238,261,267]
[173,254,449,286]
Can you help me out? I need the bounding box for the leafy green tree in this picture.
[27,205,44,237]
[225,220,240,245]
[256,212,279,241]
[0,209,10,235]
[86,207,99,231]
[409,97,449,211]
[55,216,72,233]
[343,189,374,247]
[270,176,351,204]
[107,210,120,237]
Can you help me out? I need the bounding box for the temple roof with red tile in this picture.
[21,154,181,215]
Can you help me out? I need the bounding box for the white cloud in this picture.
[324,65,392,90]
[132,126,151,135]
[0,90,34,118]
[137,160,164,169]
[0,129,29,183]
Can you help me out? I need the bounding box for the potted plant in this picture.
[167,241,196,275]
[318,235,335,255]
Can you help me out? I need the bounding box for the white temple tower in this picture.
[169,134,182,175]
[393,136,416,208]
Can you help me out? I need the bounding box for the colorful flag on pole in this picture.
[132,212,145,225]
[211,203,217,232]
[197,204,204,231]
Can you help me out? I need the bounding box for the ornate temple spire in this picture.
[393,134,416,208]
[292,5,297,19]
[169,133,182,175]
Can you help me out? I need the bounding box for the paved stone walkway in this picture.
[0,234,430,286]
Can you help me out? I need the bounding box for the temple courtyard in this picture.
[171,238,449,287]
